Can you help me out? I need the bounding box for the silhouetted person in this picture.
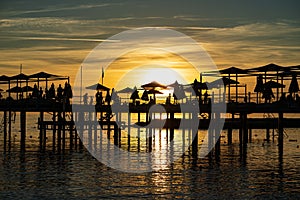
[63,82,72,105]
[173,93,178,104]
[89,96,94,105]
[45,88,49,99]
[287,92,293,107]
[111,88,119,104]
[96,91,103,105]
[39,87,43,99]
[166,93,171,105]
[262,87,274,103]
[105,91,111,105]
[57,84,63,101]
[32,84,38,98]
[48,83,55,99]
[83,93,88,105]
[149,96,155,105]
[204,91,208,104]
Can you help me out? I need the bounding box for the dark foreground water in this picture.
[0,114,299,199]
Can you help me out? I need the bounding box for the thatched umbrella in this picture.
[219,66,248,102]
[263,80,285,89]
[86,83,110,91]
[141,81,167,90]
[209,77,239,88]
[117,87,134,94]
[248,63,285,100]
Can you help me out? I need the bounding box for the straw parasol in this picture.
[219,66,248,102]
[86,83,110,91]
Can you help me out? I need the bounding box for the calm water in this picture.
[0,113,299,199]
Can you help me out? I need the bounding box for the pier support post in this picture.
[52,112,56,152]
[228,113,234,145]
[215,112,221,160]
[57,112,62,152]
[20,111,26,152]
[239,112,248,163]
[278,112,284,160]
[3,111,7,152]
[170,113,174,142]
[243,113,248,144]
[70,113,74,151]
[127,112,131,150]
[39,112,44,151]
[227,128,232,145]
[192,111,198,157]
[8,110,12,150]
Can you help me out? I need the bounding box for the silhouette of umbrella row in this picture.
[6,86,34,93]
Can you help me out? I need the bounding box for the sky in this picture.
[0,0,299,90]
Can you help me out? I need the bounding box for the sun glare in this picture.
[104,49,199,90]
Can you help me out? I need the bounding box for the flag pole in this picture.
[80,65,82,104]
[102,67,104,85]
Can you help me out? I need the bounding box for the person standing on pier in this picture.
[96,91,103,106]
[105,91,111,105]
[83,93,88,105]
[39,87,43,99]
[57,84,63,102]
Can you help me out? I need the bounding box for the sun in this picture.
[104,49,199,90]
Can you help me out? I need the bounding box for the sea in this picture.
[0,112,299,199]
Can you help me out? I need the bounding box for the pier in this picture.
[0,63,300,163]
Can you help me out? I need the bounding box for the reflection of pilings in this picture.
[215,113,221,160]
[248,128,252,143]
[88,112,92,149]
[70,113,74,151]
[228,113,233,144]
[127,112,131,150]
[57,112,62,152]
[62,110,66,152]
[266,125,270,142]
[74,112,78,150]
[8,110,12,151]
[192,111,198,157]
[278,112,284,160]
[20,111,26,152]
[39,112,44,152]
[208,112,213,158]
[78,111,83,150]
[170,113,174,142]
[52,112,56,152]
[93,112,97,150]
[239,112,248,162]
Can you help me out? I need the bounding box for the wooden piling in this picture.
[52,112,56,152]
[3,111,7,152]
[39,112,44,151]
[278,112,284,159]
[20,111,26,152]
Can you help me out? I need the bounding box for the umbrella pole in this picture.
[281,77,284,97]
[276,71,279,101]
[236,74,238,102]
[228,74,230,102]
